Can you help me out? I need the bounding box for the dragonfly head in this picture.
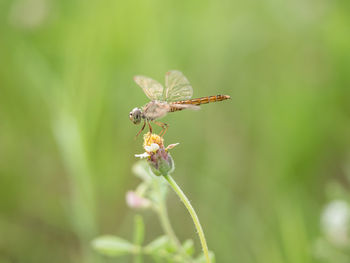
[129,107,142,125]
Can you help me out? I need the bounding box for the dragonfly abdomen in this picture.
[174,94,230,106]
[169,95,230,112]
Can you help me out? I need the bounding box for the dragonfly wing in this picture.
[164,70,193,102]
[134,75,164,101]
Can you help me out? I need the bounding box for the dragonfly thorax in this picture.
[129,107,143,125]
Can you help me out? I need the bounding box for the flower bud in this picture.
[126,191,151,209]
[135,133,178,176]
[149,148,175,176]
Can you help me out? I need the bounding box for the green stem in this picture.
[133,252,142,263]
[163,174,211,263]
[154,178,193,261]
[157,199,182,248]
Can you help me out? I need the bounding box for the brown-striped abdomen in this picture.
[169,94,230,112]
[173,94,230,105]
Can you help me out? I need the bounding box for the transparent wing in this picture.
[134,75,164,101]
[164,70,193,102]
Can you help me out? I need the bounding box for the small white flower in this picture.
[135,152,150,159]
[135,143,159,159]
[321,200,350,247]
[145,143,159,153]
[166,143,179,150]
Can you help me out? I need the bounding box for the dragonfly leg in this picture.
[147,121,153,134]
[146,121,153,144]
[135,120,146,139]
[161,123,169,137]
[153,121,169,137]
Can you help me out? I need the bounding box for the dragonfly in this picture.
[129,70,231,137]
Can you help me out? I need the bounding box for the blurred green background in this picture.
[1,0,350,262]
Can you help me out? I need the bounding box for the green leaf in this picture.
[182,239,195,256]
[145,235,171,253]
[91,235,135,257]
[195,251,216,263]
[133,214,145,246]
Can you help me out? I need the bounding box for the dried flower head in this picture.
[143,132,164,149]
[135,133,179,176]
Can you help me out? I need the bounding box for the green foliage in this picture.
[182,239,195,256]
[133,214,145,246]
[91,235,135,257]
[195,251,216,263]
[93,161,213,262]
[145,236,172,254]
